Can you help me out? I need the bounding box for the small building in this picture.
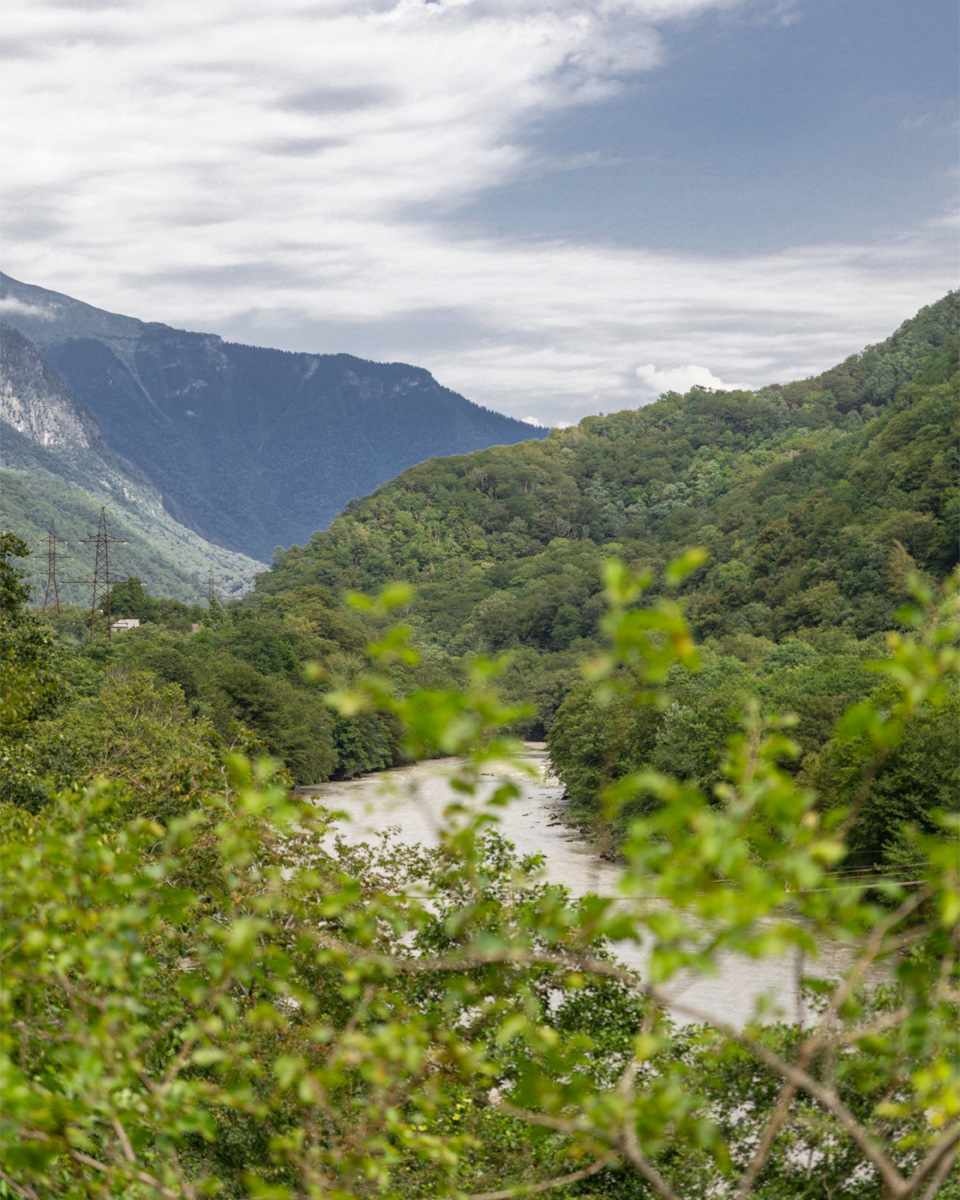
[110,618,141,633]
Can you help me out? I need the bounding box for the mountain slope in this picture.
[0,273,547,562]
[257,292,959,651]
[0,325,265,602]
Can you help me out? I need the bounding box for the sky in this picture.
[1,0,957,427]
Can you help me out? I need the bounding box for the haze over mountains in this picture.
[0,272,545,570]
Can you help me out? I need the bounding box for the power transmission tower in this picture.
[207,566,217,606]
[40,520,67,615]
[80,507,128,643]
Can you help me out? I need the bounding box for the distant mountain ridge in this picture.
[0,273,546,562]
[0,324,266,602]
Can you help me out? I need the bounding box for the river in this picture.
[299,744,875,1029]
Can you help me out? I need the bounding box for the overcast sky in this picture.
[2,0,957,426]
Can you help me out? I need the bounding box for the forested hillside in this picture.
[255,292,956,756]
[6,293,955,855]
[262,292,957,646]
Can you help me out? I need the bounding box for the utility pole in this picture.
[40,520,66,615]
[80,508,127,642]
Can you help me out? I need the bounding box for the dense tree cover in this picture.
[6,296,956,849]
[0,563,430,805]
[259,296,956,715]
[263,294,956,616]
[0,532,69,810]
[2,554,958,1199]
[0,533,64,733]
[546,638,959,865]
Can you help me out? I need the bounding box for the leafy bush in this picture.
[2,560,957,1198]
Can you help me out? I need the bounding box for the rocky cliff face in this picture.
[0,325,104,450]
[0,324,265,602]
[0,272,546,562]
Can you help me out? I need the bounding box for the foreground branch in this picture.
[419,1151,618,1200]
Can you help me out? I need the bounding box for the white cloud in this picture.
[0,0,667,237]
[0,296,53,318]
[634,362,748,397]
[1,0,955,424]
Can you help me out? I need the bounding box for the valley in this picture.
[5,1,957,1192]
[2,291,958,1199]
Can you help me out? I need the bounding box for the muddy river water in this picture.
[301,745,875,1028]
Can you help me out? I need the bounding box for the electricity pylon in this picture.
[40,520,66,615]
[80,507,127,642]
